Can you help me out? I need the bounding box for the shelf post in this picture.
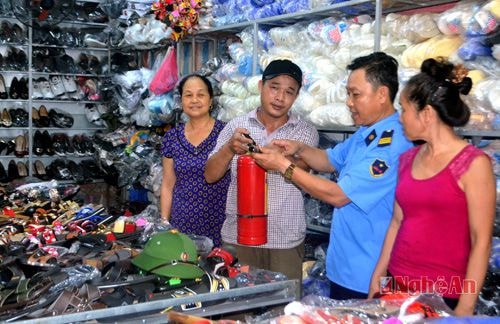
[374,0,382,51]
[252,22,259,76]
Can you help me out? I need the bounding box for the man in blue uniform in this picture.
[253,52,413,299]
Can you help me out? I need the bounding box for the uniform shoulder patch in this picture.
[364,129,377,146]
[370,159,389,177]
[377,130,394,147]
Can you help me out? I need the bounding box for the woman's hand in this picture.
[368,276,382,299]
[453,303,474,317]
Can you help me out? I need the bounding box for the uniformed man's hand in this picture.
[252,147,290,174]
[271,139,304,158]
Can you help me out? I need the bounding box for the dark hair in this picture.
[347,52,399,103]
[404,58,472,127]
[178,74,214,98]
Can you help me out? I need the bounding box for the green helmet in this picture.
[132,230,205,279]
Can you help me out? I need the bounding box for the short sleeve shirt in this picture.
[209,108,319,249]
[161,120,230,247]
[325,113,413,293]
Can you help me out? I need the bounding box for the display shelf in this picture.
[0,15,111,178]
[0,42,28,47]
[31,44,109,52]
[14,280,300,324]
[0,98,29,103]
[195,0,452,35]
[30,72,109,78]
[457,129,500,139]
[32,99,108,104]
[0,69,29,73]
[57,20,109,28]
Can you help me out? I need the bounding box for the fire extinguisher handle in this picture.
[242,133,260,153]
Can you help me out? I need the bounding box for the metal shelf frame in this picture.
[14,280,300,324]
[0,17,110,177]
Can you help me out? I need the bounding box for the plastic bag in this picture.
[149,46,178,95]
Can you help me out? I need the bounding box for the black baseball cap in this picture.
[262,59,302,88]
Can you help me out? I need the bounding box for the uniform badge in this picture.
[370,159,389,177]
[364,129,377,146]
[378,130,394,147]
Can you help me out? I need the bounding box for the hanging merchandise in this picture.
[149,46,179,95]
[151,0,202,41]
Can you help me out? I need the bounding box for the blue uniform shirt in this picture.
[325,112,413,293]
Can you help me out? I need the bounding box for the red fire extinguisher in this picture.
[237,154,267,246]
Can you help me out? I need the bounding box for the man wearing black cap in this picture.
[252,52,414,300]
[205,59,318,282]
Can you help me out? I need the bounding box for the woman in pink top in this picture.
[368,58,495,316]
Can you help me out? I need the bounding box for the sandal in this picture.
[26,246,69,268]
[43,283,105,316]
[0,276,52,313]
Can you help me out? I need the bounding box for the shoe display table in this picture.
[16,280,299,323]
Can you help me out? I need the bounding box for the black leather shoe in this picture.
[78,53,89,73]
[62,133,75,155]
[18,77,29,100]
[49,109,74,128]
[16,49,28,71]
[82,135,96,155]
[80,159,101,179]
[68,160,85,184]
[9,77,19,99]
[11,23,26,43]
[87,55,102,74]
[42,131,54,156]
[5,139,15,155]
[0,162,8,183]
[52,133,65,156]
[0,21,12,42]
[0,74,7,99]
[7,160,19,181]
[10,108,28,127]
[49,159,72,180]
[33,130,44,156]
[0,140,7,155]
[72,135,86,156]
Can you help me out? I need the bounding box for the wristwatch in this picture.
[283,163,296,181]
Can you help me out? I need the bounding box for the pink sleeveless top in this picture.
[388,144,486,298]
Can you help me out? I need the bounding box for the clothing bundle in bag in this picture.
[149,47,178,95]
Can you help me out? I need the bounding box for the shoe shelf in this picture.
[32,115,107,131]
[0,99,28,102]
[0,15,113,179]
[32,99,108,104]
[0,42,28,47]
[0,69,29,73]
[32,44,109,52]
[31,73,109,78]
[57,20,109,28]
